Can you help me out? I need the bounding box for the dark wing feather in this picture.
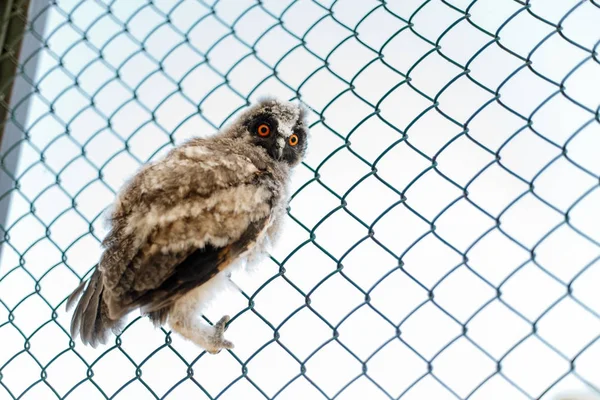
[132,244,227,313]
[125,216,268,315]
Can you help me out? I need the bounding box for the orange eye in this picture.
[257,124,271,137]
[288,134,299,147]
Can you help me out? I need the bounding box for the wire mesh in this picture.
[0,0,599,399]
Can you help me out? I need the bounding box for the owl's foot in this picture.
[169,311,234,354]
[205,315,234,354]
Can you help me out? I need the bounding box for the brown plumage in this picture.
[66,98,309,353]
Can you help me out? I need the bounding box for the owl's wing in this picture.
[124,215,269,316]
[103,196,271,320]
[95,144,277,319]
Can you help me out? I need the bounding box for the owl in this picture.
[66,98,309,354]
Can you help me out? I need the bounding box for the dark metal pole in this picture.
[0,0,51,265]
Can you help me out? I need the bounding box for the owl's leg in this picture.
[168,272,236,353]
[169,310,234,354]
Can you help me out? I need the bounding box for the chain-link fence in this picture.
[1,0,599,399]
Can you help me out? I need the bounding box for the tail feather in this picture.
[69,269,100,340]
[66,280,86,312]
[68,268,122,347]
[80,272,103,345]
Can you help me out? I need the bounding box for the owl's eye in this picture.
[288,134,299,147]
[257,123,271,137]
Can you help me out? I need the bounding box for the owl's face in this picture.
[233,98,308,167]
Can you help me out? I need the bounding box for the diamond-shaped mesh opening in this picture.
[0,0,599,399]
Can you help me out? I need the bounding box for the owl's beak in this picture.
[275,137,285,160]
[267,143,283,160]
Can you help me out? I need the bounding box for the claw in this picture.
[216,315,231,331]
[205,315,234,354]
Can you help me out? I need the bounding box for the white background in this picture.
[0,0,599,399]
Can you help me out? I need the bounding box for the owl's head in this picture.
[229,98,309,167]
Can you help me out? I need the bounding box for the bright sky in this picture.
[0,0,599,399]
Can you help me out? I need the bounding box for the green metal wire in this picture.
[0,0,599,399]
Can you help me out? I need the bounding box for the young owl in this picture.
[66,98,309,354]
